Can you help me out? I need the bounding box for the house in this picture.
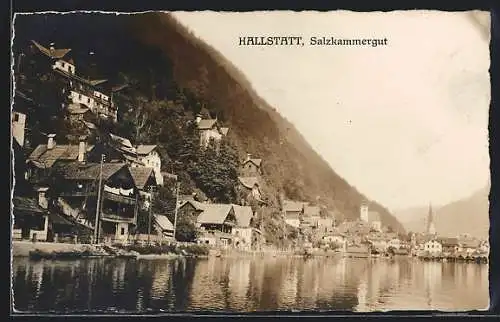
[12,111,26,147]
[133,145,163,186]
[26,134,95,184]
[367,211,382,232]
[478,240,490,254]
[129,167,158,210]
[177,199,206,220]
[423,239,442,256]
[195,115,227,147]
[196,204,237,247]
[317,217,335,234]
[30,40,72,72]
[64,74,117,122]
[232,205,261,250]
[367,236,389,252]
[12,189,50,241]
[461,239,481,255]
[322,232,347,248]
[54,162,139,245]
[237,176,264,205]
[282,200,304,229]
[49,212,79,243]
[90,133,143,166]
[153,214,175,241]
[240,154,262,177]
[388,238,401,249]
[302,205,321,228]
[438,237,460,255]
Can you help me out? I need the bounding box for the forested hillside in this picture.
[12,12,405,237]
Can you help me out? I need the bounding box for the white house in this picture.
[232,205,262,250]
[195,115,228,147]
[388,238,401,249]
[424,239,442,255]
[53,58,76,75]
[134,145,163,186]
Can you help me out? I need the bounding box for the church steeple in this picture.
[427,202,436,235]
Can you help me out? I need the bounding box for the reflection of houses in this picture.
[228,259,251,305]
[129,167,158,210]
[237,177,264,205]
[195,115,229,148]
[232,205,264,250]
[55,162,139,244]
[196,204,237,247]
[282,200,304,228]
[240,154,262,177]
[12,193,49,241]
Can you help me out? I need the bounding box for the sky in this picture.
[172,11,491,211]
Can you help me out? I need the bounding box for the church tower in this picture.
[427,203,436,235]
[360,202,369,222]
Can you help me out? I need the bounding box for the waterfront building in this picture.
[196,204,237,247]
[282,200,304,229]
[12,192,50,241]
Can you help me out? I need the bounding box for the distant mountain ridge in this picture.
[395,185,489,238]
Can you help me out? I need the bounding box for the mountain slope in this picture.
[12,12,405,234]
[395,186,489,238]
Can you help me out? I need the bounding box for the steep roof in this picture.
[31,40,71,59]
[28,144,94,168]
[283,200,304,213]
[438,237,459,246]
[304,205,320,217]
[197,204,234,225]
[110,133,133,149]
[57,162,127,181]
[243,158,262,167]
[238,176,259,189]
[197,119,217,130]
[178,199,206,211]
[50,212,74,226]
[232,205,253,227]
[154,214,174,231]
[12,196,47,214]
[129,167,155,190]
[136,145,157,155]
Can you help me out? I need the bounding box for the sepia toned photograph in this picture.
[10,10,491,313]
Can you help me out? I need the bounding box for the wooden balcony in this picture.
[103,191,136,205]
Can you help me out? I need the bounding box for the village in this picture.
[11,41,490,263]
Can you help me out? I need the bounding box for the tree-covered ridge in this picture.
[12,12,405,237]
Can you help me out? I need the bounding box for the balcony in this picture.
[59,190,97,197]
[103,191,136,205]
[100,212,136,224]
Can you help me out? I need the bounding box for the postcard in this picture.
[10,10,491,313]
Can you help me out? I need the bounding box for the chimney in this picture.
[78,135,87,162]
[36,187,49,209]
[47,134,56,150]
[195,114,202,124]
[246,153,252,161]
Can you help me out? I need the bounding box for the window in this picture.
[121,228,125,235]
[78,94,82,100]
[62,62,65,67]
[13,113,19,122]
[69,66,73,73]
[87,98,91,103]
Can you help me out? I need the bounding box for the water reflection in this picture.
[12,256,489,313]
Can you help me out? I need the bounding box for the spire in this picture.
[427,202,436,235]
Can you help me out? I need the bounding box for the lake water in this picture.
[11,256,489,313]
